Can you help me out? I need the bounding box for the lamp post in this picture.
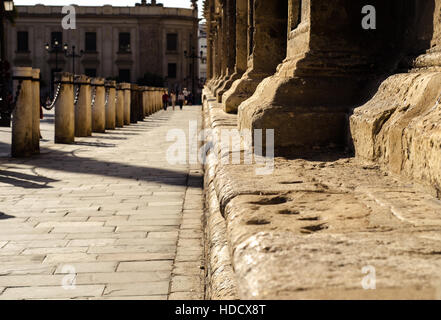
[45,40,63,96]
[0,0,14,127]
[184,47,203,104]
[63,44,84,75]
[45,40,63,73]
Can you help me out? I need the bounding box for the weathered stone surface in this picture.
[203,90,441,299]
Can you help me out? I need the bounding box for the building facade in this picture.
[5,1,198,97]
[198,23,207,85]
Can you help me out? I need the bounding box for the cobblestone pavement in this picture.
[0,106,205,300]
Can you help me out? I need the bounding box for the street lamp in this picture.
[64,44,84,75]
[45,40,63,73]
[184,48,203,104]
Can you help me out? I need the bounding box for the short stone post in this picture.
[55,72,75,144]
[156,89,160,112]
[74,75,92,137]
[142,87,148,117]
[11,67,33,157]
[137,87,144,121]
[130,84,139,124]
[105,80,116,130]
[147,87,153,116]
[115,83,125,127]
[91,77,106,133]
[31,68,40,154]
[122,83,131,125]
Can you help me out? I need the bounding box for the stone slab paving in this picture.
[0,106,205,300]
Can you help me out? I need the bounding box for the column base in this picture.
[222,71,268,114]
[216,72,242,103]
[237,75,365,153]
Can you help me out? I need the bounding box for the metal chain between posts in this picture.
[9,79,24,112]
[91,86,97,109]
[43,82,62,111]
[73,84,81,106]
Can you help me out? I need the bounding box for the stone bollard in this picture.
[137,87,144,121]
[122,83,131,125]
[31,68,40,154]
[142,87,149,118]
[91,77,106,133]
[55,72,75,144]
[74,75,92,137]
[11,67,33,157]
[145,87,152,116]
[115,83,125,127]
[105,80,116,130]
[130,84,139,124]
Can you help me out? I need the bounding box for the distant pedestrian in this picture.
[162,91,169,111]
[170,91,176,111]
[178,92,185,110]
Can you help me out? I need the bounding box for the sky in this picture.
[14,0,203,17]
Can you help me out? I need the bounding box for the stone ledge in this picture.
[203,87,441,300]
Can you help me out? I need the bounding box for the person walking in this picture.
[170,91,177,111]
[178,92,185,110]
[162,91,169,111]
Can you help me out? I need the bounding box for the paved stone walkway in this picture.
[0,106,205,300]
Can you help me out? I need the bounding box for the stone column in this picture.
[55,72,75,144]
[92,78,106,133]
[130,84,139,124]
[223,0,288,113]
[74,75,92,137]
[122,83,131,125]
[217,0,247,103]
[216,0,240,102]
[105,80,116,130]
[11,67,33,157]
[115,84,125,128]
[31,68,41,154]
[214,0,237,98]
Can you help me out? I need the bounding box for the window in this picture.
[166,33,178,51]
[119,69,131,82]
[51,31,62,47]
[17,31,29,52]
[167,63,177,79]
[85,68,97,77]
[119,33,131,52]
[85,32,97,52]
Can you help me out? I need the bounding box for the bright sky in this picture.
[14,0,202,17]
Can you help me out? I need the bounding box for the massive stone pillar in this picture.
[350,0,441,189]
[92,78,106,133]
[115,84,125,128]
[215,0,239,102]
[213,0,232,96]
[55,73,75,144]
[74,75,92,137]
[222,0,288,113]
[11,67,33,157]
[238,0,420,153]
[105,80,116,130]
[31,68,40,154]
